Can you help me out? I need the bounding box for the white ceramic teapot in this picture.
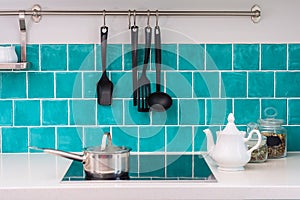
[203,113,262,171]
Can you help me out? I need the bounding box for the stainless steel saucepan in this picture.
[30,132,131,180]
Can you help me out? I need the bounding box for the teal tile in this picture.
[150,44,177,70]
[130,155,139,175]
[14,100,40,126]
[0,100,12,126]
[178,44,204,70]
[276,72,300,97]
[194,126,212,151]
[42,100,68,125]
[206,99,232,125]
[56,72,82,98]
[166,72,192,98]
[68,44,94,71]
[166,155,192,177]
[84,127,110,147]
[70,100,96,125]
[41,44,67,71]
[288,44,300,70]
[248,72,274,97]
[139,126,165,152]
[111,72,132,98]
[83,72,99,98]
[194,72,219,98]
[29,127,55,152]
[166,126,192,152]
[221,72,247,97]
[285,126,300,151]
[261,99,287,122]
[288,99,300,125]
[234,44,259,70]
[234,99,260,125]
[96,44,122,71]
[0,73,26,98]
[124,44,145,71]
[111,127,138,152]
[27,44,40,71]
[2,128,28,153]
[261,44,287,70]
[206,44,232,70]
[124,100,150,125]
[15,44,40,70]
[97,100,123,125]
[28,72,54,98]
[152,99,178,125]
[179,99,205,125]
[139,155,165,176]
[57,127,83,152]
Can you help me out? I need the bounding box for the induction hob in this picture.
[61,154,216,182]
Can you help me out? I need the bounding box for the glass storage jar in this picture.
[258,118,287,158]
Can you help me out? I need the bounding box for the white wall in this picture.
[0,0,299,44]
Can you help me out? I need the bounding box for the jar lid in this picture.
[258,118,284,127]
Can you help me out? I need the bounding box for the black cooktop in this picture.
[61,154,216,182]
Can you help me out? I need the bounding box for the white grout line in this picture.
[231,44,234,71]
[66,44,69,71]
[246,71,249,98]
[287,44,289,71]
[259,43,262,71]
[204,44,207,71]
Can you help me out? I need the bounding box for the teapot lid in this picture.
[222,113,241,135]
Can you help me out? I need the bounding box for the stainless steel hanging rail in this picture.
[0,4,261,23]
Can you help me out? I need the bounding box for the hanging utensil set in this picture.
[97,10,172,112]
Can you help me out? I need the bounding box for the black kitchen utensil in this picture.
[148,26,172,112]
[131,25,139,106]
[97,26,113,105]
[137,26,152,112]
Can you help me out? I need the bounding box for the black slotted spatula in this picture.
[97,26,113,105]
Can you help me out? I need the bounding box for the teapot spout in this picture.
[203,129,215,155]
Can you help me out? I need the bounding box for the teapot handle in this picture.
[244,129,262,154]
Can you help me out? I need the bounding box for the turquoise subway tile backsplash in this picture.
[68,44,94,71]
[276,72,300,97]
[0,73,26,98]
[29,127,55,152]
[248,72,274,97]
[221,72,247,97]
[2,128,28,153]
[234,44,259,70]
[1,42,300,154]
[56,72,82,98]
[14,100,40,126]
[41,44,67,71]
[206,44,232,70]
[178,44,204,70]
[28,72,54,98]
[288,44,300,70]
[261,44,287,70]
[42,100,68,125]
[0,100,12,126]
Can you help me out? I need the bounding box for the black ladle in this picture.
[148,26,172,112]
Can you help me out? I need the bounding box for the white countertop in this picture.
[1,153,300,200]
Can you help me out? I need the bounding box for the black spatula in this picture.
[97,26,113,105]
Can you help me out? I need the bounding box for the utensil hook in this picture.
[102,9,106,26]
[133,10,137,27]
[155,10,159,27]
[147,10,150,27]
[128,10,131,29]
